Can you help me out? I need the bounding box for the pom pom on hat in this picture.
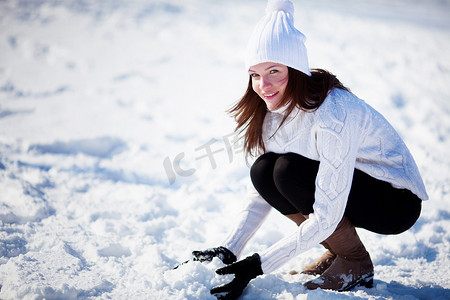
[266,0,294,16]
[246,0,311,76]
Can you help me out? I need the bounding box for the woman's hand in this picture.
[211,253,263,300]
[192,246,237,265]
[174,246,236,269]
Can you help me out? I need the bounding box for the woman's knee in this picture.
[272,155,293,180]
[272,153,318,191]
[250,152,279,191]
[272,153,317,215]
[250,153,300,215]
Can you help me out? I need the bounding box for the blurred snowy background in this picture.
[0,0,449,299]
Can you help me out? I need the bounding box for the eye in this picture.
[250,73,260,78]
[270,69,279,74]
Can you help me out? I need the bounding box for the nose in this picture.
[259,76,272,91]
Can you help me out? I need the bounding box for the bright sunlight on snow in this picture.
[0,0,449,299]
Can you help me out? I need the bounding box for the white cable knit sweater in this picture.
[222,88,428,274]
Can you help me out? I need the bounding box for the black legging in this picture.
[250,152,422,234]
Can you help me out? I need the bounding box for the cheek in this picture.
[276,79,288,96]
[251,80,260,93]
[278,75,289,88]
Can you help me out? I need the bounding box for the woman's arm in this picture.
[221,179,273,259]
[259,98,361,273]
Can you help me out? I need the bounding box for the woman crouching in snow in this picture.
[187,0,428,298]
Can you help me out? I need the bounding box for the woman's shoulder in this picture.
[316,88,370,127]
[325,88,362,107]
[323,88,370,112]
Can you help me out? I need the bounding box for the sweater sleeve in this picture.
[259,98,361,273]
[221,179,272,259]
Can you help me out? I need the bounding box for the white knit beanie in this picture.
[245,0,311,76]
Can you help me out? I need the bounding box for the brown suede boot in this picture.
[288,215,336,276]
[290,243,336,276]
[304,216,374,291]
[301,245,336,275]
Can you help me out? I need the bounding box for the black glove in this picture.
[211,253,263,300]
[192,246,237,265]
[173,246,236,269]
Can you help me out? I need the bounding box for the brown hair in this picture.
[228,68,349,158]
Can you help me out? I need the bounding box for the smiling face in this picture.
[248,62,289,111]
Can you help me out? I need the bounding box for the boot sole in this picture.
[339,276,374,292]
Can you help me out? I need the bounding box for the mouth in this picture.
[263,91,279,99]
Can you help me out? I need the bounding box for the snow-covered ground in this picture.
[0,0,449,299]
